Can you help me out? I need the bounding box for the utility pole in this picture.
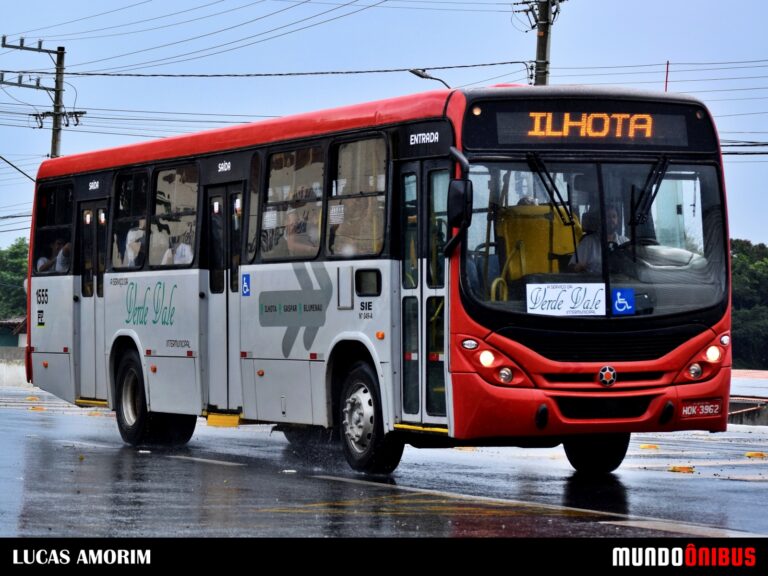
[0,37,83,158]
[534,1,553,85]
[515,0,562,85]
[51,46,65,158]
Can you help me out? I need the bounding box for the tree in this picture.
[730,239,768,368]
[0,237,29,319]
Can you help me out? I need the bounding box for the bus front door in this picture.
[399,161,450,427]
[76,200,108,401]
[205,183,244,412]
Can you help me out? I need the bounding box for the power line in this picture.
[269,0,514,11]
[88,0,391,73]
[553,63,768,79]
[2,60,531,78]
[69,0,315,70]
[686,86,768,94]
[0,201,33,211]
[0,101,278,119]
[716,111,768,118]
[38,0,230,41]
[550,58,768,70]
[0,155,33,181]
[5,1,153,38]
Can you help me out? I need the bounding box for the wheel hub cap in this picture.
[342,384,374,454]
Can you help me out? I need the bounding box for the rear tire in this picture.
[115,349,196,446]
[563,433,630,475]
[339,362,404,474]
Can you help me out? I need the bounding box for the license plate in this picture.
[681,399,722,418]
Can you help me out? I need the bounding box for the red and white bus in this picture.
[27,85,730,474]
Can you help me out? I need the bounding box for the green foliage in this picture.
[730,239,768,368]
[732,306,768,369]
[0,237,28,319]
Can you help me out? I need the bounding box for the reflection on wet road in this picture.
[1,387,766,537]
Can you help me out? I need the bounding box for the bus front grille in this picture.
[554,395,655,419]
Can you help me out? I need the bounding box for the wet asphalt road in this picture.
[1,386,766,538]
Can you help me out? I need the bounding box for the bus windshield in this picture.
[464,160,727,318]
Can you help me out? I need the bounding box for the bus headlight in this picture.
[676,335,728,383]
[688,363,703,379]
[479,350,495,367]
[498,367,513,383]
[705,346,722,363]
[455,334,532,388]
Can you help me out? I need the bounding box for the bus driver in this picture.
[569,206,627,274]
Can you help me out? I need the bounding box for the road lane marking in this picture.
[601,520,762,538]
[60,440,119,450]
[313,474,768,537]
[167,455,245,467]
[624,459,768,469]
[313,475,620,518]
[257,491,601,520]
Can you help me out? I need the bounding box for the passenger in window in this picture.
[125,219,146,267]
[284,207,315,257]
[173,242,193,264]
[161,229,194,265]
[37,237,71,273]
[569,206,627,273]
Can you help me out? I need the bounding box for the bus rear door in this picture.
[205,183,244,412]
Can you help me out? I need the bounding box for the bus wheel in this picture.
[115,349,150,445]
[115,350,196,446]
[340,362,404,474]
[563,433,630,475]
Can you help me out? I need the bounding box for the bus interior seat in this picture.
[468,243,501,298]
[490,204,582,300]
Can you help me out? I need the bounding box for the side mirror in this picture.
[444,179,473,257]
[447,179,473,229]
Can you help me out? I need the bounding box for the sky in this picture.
[1,0,766,247]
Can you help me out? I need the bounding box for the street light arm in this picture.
[408,69,451,89]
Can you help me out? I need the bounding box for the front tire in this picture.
[115,349,196,446]
[339,362,404,474]
[563,433,630,475]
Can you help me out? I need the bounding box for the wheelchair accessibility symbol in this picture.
[611,288,635,315]
[242,273,251,297]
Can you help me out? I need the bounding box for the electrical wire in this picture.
[5,1,153,38]
[68,0,314,70]
[2,60,531,78]
[87,1,391,73]
[39,0,229,41]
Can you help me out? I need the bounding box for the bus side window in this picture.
[112,172,148,270]
[149,164,199,267]
[261,146,324,261]
[33,183,73,275]
[327,137,386,258]
[428,170,449,287]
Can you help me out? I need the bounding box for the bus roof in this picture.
[36,88,455,180]
[35,85,709,181]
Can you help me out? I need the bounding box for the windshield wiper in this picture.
[526,152,575,226]
[630,156,669,226]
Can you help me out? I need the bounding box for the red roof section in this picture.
[37,89,454,180]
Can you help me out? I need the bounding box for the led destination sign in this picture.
[464,99,717,151]
[526,112,654,140]
[500,111,686,146]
